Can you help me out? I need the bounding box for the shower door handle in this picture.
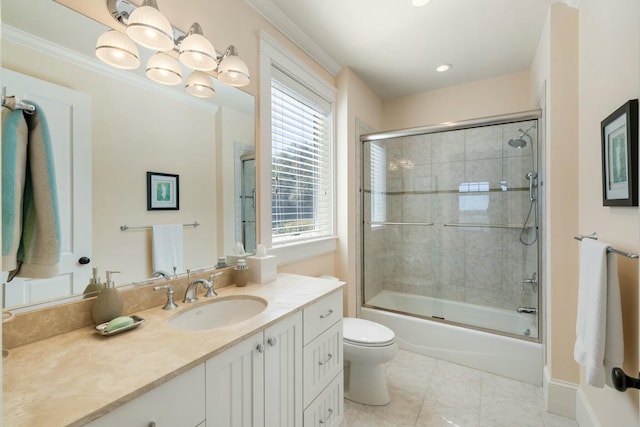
[252,189,256,208]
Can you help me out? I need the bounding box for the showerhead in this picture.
[508,137,527,148]
[507,123,537,148]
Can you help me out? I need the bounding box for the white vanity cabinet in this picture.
[206,311,303,427]
[85,364,205,427]
[302,290,344,427]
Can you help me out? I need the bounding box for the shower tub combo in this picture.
[360,111,543,385]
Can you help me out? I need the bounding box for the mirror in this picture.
[1,0,255,310]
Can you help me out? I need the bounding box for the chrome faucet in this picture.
[183,270,224,303]
[517,306,537,314]
[153,270,171,280]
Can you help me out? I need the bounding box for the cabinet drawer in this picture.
[303,290,342,345]
[303,320,343,408]
[303,373,344,427]
[86,364,205,427]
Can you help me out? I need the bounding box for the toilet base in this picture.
[344,363,390,406]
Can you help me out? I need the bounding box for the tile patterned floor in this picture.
[343,350,579,427]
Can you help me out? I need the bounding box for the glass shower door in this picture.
[362,119,540,339]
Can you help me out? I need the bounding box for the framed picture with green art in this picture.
[147,172,179,210]
[601,99,638,206]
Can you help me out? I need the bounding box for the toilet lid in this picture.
[343,318,396,347]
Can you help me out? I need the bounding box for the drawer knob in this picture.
[256,344,264,353]
[267,337,277,347]
[319,408,333,424]
[319,309,334,319]
[319,353,333,366]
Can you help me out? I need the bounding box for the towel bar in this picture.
[120,221,200,231]
[574,233,639,259]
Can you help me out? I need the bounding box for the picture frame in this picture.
[147,172,179,210]
[601,99,638,206]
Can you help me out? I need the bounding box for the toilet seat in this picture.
[343,317,396,347]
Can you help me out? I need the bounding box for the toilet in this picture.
[343,317,398,406]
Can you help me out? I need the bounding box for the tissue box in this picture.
[246,255,277,284]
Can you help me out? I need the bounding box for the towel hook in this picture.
[611,367,640,392]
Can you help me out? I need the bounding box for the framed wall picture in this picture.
[601,99,638,206]
[147,172,179,210]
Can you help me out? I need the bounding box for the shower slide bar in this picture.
[443,223,527,230]
[574,233,639,259]
[367,221,434,226]
[120,221,200,231]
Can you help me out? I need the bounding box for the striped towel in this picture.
[2,101,61,279]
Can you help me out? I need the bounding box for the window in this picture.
[369,141,387,225]
[259,32,336,261]
[271,71,332,243]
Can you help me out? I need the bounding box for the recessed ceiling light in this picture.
[412,0,432,7]
[436,64,452,72]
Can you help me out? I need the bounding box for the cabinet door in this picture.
[85,364,205,427]
[264,312,303,427]
[206,332,265,427]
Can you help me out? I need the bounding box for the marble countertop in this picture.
[2,273,344,427]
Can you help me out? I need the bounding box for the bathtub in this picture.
[361,290,543,385]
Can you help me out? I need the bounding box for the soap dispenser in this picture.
[92,270,123,324]
[82,267,104,297]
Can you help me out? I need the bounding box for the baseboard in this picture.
[575,387,602,427]
[543,366,577,419]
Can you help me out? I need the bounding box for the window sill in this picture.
[269,236,337,266]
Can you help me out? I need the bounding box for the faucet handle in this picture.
[209,271,224,282]
[154,285,179,310]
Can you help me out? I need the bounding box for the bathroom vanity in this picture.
[2,274,344,427]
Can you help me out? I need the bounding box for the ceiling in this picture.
[247,0,568,99]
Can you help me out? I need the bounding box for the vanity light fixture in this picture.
[146,52,182,85]
[217,46,251,87]
[95,0,250,98]
[125,0,174,51]
[178,23,218,71]
[436,63,452,72]
[95,29,140,69]
[185,71,216,98]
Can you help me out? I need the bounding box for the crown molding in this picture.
[244,0,342,77]
[2,24,219,113]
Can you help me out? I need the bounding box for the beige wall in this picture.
[529,3,581,388]
[382,71,532,131]
[335,68,384,316]
[577,0,640,422]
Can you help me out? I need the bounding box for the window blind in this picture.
[271,69,333,243]
[370,141,387,224]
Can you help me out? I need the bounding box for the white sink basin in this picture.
[169,296,268,331]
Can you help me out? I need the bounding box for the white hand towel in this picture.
[574,239,624,388]
[152,224,184,275]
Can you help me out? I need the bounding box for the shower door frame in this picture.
[359,109,543,342]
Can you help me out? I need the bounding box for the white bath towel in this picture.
[152,224,183,275]
[574,239,624,388]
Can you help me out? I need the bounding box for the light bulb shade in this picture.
[95,30,140,70]
[179,23,217,71]
[126,0,174,51]
[146,52,182,85]
[185,71,216,98]
[217,48,250,87]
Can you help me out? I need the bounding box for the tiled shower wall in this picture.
[363,120,539,312]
